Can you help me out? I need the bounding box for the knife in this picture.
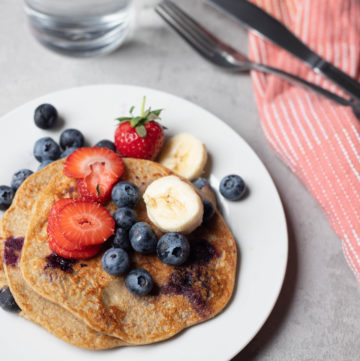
[208,0,360,103]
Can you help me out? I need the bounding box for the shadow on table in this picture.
[232,205,298,361]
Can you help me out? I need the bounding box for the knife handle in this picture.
[315,61,360,102]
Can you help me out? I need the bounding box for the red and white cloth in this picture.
[248,0,360,281]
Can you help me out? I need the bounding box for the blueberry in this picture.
[219,174,246,201]
[95,140,116,152]
[101,248,130,276]
[125,268,153,296]
[0,186,14,210]
[60,147,79,158]
[33,137,61,162]
[34,104,58,129]
[0,287,20,312]
[11,169,33,190]
[202,200,215,223]
[129,222,157,254]
[193,177,210,190]
[157,233,190,266]
[60,129,84,150]
[112,228,131,250]
[113,207,137,230]
[37,160,53,171]
[111,182,141,208]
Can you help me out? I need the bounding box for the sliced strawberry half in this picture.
[48,236,101,260]
[57,200,115,247]
[64,147,124,180]
[76,162,115,204]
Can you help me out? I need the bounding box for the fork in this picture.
[155,0,357,110]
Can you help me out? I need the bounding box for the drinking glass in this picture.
[24,0,135,57]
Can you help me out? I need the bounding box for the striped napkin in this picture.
[248,0,360,281]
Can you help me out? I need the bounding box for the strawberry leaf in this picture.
[129,106,135,114]
[135,125,147,138]
[130,116,142,127]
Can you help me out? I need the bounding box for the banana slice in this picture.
[158,133,207,180]
[143,175,204,234]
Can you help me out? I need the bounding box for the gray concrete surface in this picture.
[0,0,359,360]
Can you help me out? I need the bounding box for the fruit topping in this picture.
[102,248,130,276]
[57,200,115,246]
[0,186,14,210]
[220,174,246,201]
[64,147,123,180]
[202,199,215,223]
[0,287,20,312]
[157,233,190,266]
[34,104,58,130]
[113,207,137,230]
[37,160,53,171]
[95,139,116,151]
[158,133,207,180]
[60,129,84,150]
[48,237,101,260]
[125,268,153,296]
[143,175,203,234]
[33,137,61,162]
[61,147,79,158]
[114,97,165,160]
[193,177,210,190]
[11,169,33,191]
[111,181,140,208]
[111,228,131,250]
[129,222,157,254]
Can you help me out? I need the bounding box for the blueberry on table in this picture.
[219,174,246,201]
[102,248,130,276]
[125,268,153,296]
[60,129,84,149]
[0,186,14,210]
[34,103,58,129]
[202,199,215,223]
[193,177,210,190]
[95,140,116,152]
[60,147,79,158]
[11,169,33,190]
[129,222,157,254]
[111,182,141,208]
[33,137,61,162]
[37,160,53,171]
[113,207,137,230]
[157,233,190,266]
[112,228,131,250]
[0,287,20,312]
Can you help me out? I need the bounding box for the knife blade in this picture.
[208,0,360,102]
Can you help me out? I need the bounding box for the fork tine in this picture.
[155,3,217,59]
[162,1,220,50]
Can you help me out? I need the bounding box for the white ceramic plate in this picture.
[0,85,287,361]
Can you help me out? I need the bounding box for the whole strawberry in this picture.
[114,98,165,160]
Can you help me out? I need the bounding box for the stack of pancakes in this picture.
[0,158,237,349]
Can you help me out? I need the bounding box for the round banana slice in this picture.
[143,175,204,234]
[157,133,208,180]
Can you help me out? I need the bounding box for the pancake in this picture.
[21,158,237,345]
[1,160,126,349]
[0,220,7,289]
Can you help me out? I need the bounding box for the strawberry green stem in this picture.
[140,96,146,117]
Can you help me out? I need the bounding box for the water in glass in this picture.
[24,0,134,57]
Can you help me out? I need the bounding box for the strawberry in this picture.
[64,147,123,202]
[57,200,115,247]
[47,199,83,251]
[76,163,114,204]
[64,147,124,180]
[114,97,165,160]
[48,236,101,260]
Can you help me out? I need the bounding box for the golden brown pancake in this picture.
[21,158,237,345]
[1,160,126,349]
